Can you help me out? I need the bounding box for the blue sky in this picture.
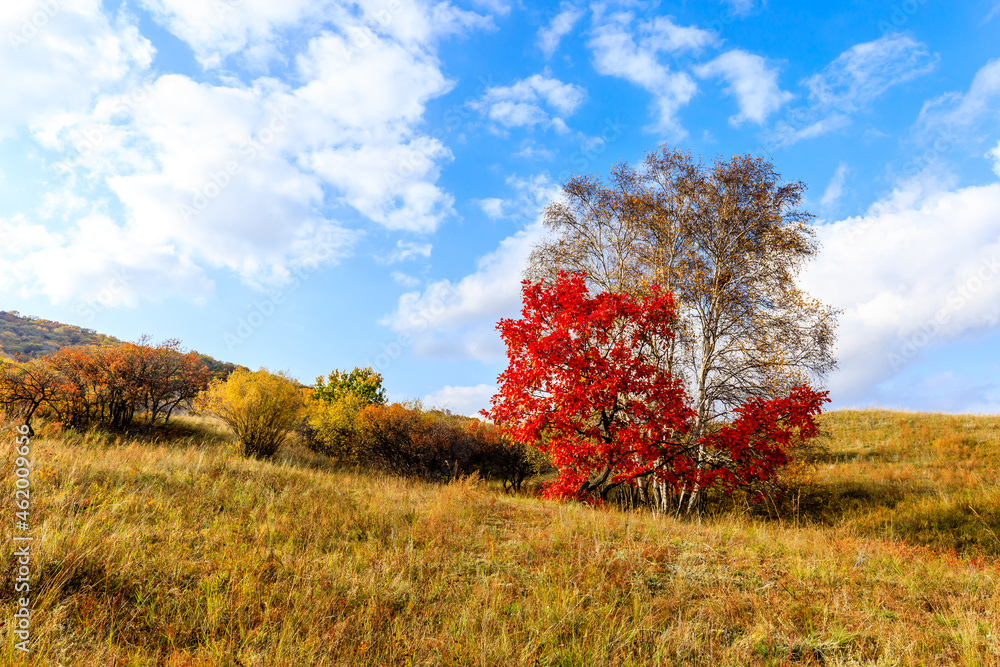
[1,0,1000,416]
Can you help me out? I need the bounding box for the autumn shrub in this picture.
[302,392,367,461]
[464,420,550,493]
[0,338,210,434]
[350,404,458,480]
[194,368,303,459]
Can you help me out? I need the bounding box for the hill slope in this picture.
[1,409,998,664]
[0,311,117,361]
[0,310,241,379]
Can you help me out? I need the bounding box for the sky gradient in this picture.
[2,0,999,416]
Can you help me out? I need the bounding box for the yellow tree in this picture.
[527,147,838,514]
[194,368,303,459]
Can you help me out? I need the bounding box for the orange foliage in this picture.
[0,338,210,432]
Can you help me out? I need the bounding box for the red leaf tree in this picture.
[484,272,829,509]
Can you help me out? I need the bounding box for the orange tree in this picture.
[484,272,828,510]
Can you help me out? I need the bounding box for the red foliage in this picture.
[699,385,829,492]
[484,272,693,501]
[484,272,829,505]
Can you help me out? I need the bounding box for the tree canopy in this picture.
[485,272,829,512]
[526,147,838,512]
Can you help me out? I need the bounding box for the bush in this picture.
[465,420,551,493]
[0,339,210,434]
[194,368,303,459]
[301,392,367,462]
[352,403,460,480]
[315,400,550,489]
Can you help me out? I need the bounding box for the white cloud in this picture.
[768,33,937,147]
[800,176,1000,403]
[513,140,556,160]
[136,0,493,69]
[476,197,506,219]
[694,49,792,125]
[423,383,496,417]
[384,219,545,361]
[31,74,360,295]
[383,174,561,361]
[3,1,482,305]
[587,11,711,135]
[538,3,584,58]
[991,142,1000,177]
[720,0,759,17]
[915,58,1000,148]
[391,270,422,287]
[804,33,937,112]
[380,240,433,264]
[642,15,717,53]
[820,162,850,209]
[470,74,586,131]
[137,0,319,68]
[0,0,154,138]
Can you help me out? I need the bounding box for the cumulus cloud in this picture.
[587,11,712,135]
[380,240,433,264]
[694,49,792,125]
[0,0,154,138]
[136,0,493,68]
[1,0,485,306]
[800,176,1000,403]
[470,73,586,131]
[423,383,496,417]
[768,33,937,147]
[476,197,506,219]
[538,3,584,58]
[383,219,545,361]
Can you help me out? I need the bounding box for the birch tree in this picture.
[526,147,838,514]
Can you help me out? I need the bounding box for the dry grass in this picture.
[1,410,999,665]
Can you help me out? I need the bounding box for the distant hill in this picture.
[0,310,242,380]
[0,311,117,360]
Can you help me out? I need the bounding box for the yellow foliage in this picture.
[193,368,303,459]
[303,392,367,462]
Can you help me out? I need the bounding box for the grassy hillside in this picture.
[1,409,999,665]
